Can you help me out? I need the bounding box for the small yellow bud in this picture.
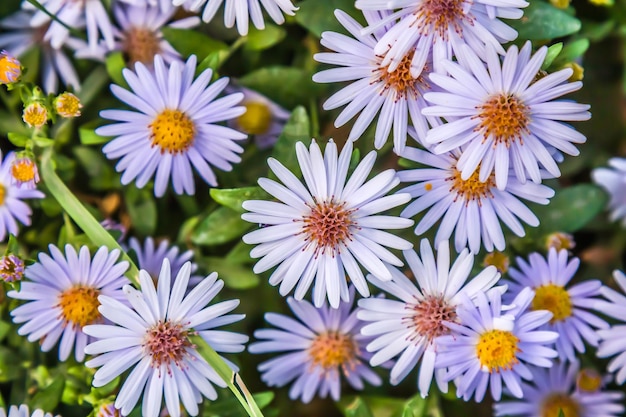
[577,368,602,392]
[237,101,272,135]
[54,92,82,118]
[22,102,48,128]
[11,156,39,189]
[483,251,510,274]
[562,62,584,82]
[0,50,21,84]
[545,232,575,252]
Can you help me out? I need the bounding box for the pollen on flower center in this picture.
[448,166,495,204]
[541,393,580,417]
[124,27,161,65]
[11,159,37,183]
[413,0,471,38]
[308,331,358,372]
[237,101,272,135]
[0,52,21,84]
[144,320,193,369]
[301,200,355,256]
[475,93,530,144]
[406,295,457,342]
[476,329,520,372]
[58,286,101,328]
[149,109,196,154]
[531,284,572,323]
[376,50,427,100]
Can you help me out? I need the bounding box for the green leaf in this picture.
[550,39,590,69]
[124,186,157,236]
[225,240,254,263]
[191,207,252,246]
[77,66,110,107]
[205,391,274,416]
[32,374,65,411]
[210,187,270,213]
[541,43,563,70]
[534,184,608,234]
[508,2,581,40]
[238,67,325,109]
[402,394,428,417]
[203,257,260,289]
[245,24,286,51]
[105,52,127,88]
[79,122,108,145]
[270,106,311,176]
[295,0,366,37]
[6,132,29,147]
[73,146,118,191]
[162,27,228,61]
[342,397,374,417]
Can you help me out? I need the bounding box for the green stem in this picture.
[191,336,264,417]
[39,148,140,286]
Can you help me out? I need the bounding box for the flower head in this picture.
[494,360,624,417]
[592,157,626,226]
[54,92,82,118]
[11,156,39,189]
[594,269,626,384]
[357,239,501,397]
[0,151,45,241]
[0,254,25,283]
[98,55,247,197]
[8,245,129,362]
[436,287,559,402]
[173,0,298,35]
[0,404,54,417]
[84,259,248,417]
[22,102,48,128]
[249,292,381,402]
[0,50,21,84]
[313,10,439,153]
[398,146,554,253]
[242,139,413,308]
[504,248,608,361]
[354,0,526,75]
[422,42,590,189]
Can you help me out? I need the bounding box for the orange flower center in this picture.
[124,27,161,65]
[475,93,530,145]
[149,109,196,154]
[301,200,355,256]
[309,331,358,372]
[58,286,101,328]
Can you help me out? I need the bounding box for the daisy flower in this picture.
[354,0,526,75]
[594,269,626,384]
[504,248,608,362]
[23,0,114,50]
[0,151,44,241]
[227,85,290,149]
[75,2,200,66]
[128,236,203,285]
[84,260,248,417]
[97,55,247,197]
[0,254,25,283]
[422,42,591,190]
[398,146,554,253]
[173,0,298,36]
[0,10,82,93]
[313,9,439,153]
[436,287,559,402]
[249,292,381,403]
[7,245,129,362]
[592,157,626,226]
[0,50,21,84]
[241,139,413,308]
[0,405,54,417]
[494,360,624,417]
[11,156,40,189]
[358,238,501,397]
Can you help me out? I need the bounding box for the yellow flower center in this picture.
[532,284,572,323]
[144,320,192,368]
[11,159,37,184]
[55,92,82,118]
[414,0,472,38]
[483,251,510,274]
[576,368,602,392]
[237,101,272,135]
[376,50,427,100]
[545,232,575,251]
[123,27,161,65]
[475,93,530,145]
[58,286,101,328]
[309,331,358,372]
[0,184,6,206]
[476,329,519,372]
[149,109,196,154]
[448,165,495,204]
[406,295,457,342]
[0,53,21,84]
[541,393,580,417]
[22,103,48,128]
[301,200,354,256]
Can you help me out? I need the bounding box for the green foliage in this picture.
[191,207,253,246]
[124,186,157,237]
[202,256,260,289]
[270,106,311,176]
[245,25,286,51]
[508,2,581,40]
[210,187,270,213]
[295,0,365,37]
[162,27,229,61]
